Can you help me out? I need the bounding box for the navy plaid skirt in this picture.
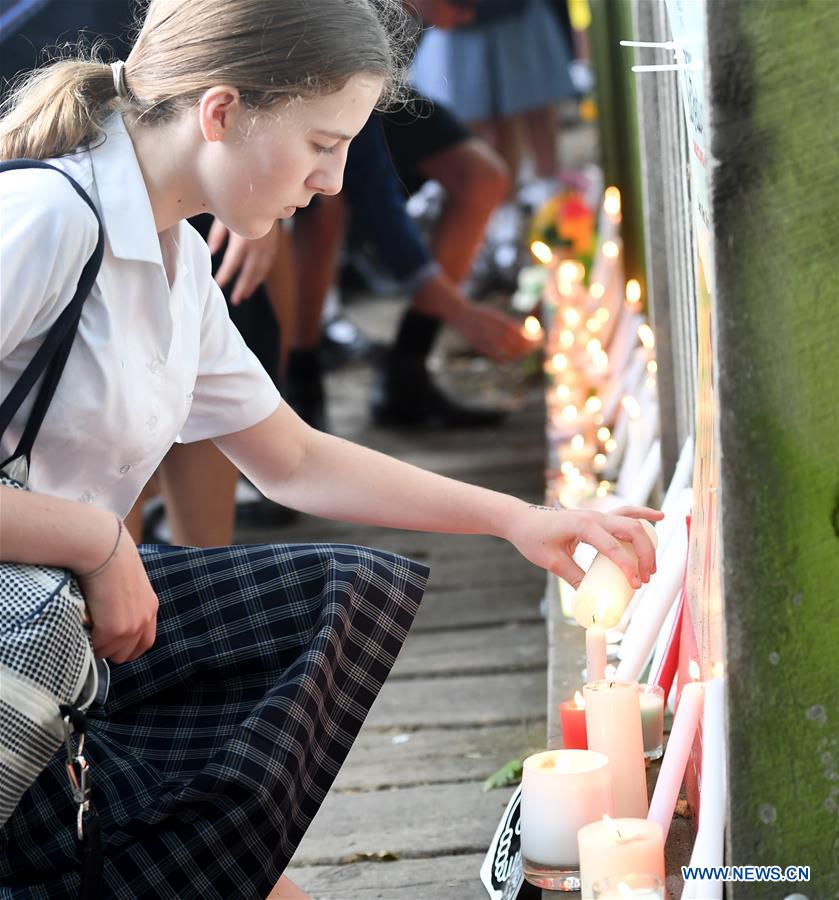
[0,542,428,898]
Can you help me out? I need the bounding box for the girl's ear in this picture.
[197,86,242,142]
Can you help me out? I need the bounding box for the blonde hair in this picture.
[0,0,411,161]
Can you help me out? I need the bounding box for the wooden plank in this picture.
[366,670,547,729]
[287,853,490,900]
[289,781,516,866]
[412,583,545,632]
[391,622,547,679]
[332,721,546,791]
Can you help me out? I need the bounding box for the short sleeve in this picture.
[178,277,282,443]
[0,169,99,360]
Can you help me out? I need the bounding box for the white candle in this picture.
[647,666,705,836]
[615,514,688,680]
[584,680,648,817]
[638,684,665,759]
[586,625,608,681]
[520,750,613,873]
[681,676,726,900]
[578,817,665,900]
[572,519,658,629]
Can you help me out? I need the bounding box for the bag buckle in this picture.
[62,713,91,840]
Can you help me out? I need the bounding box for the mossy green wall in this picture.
[589,0,647,295]
[708,1,839,895]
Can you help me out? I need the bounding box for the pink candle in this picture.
[647,663,705,836]
[586,625,607,681]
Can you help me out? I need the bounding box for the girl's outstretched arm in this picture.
[214,403,662,588]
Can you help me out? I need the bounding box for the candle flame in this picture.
[604,186,621,217]
[713,661,725,679]
[530,240,553,265]
[586,317,602,333]
[603,241,620,260]
[597,426,611,442]
[590,282,606,300]
[603,814,624,841]
[574,690,585,709]
[523,316,542,338]
[558,260,585,284]
[594,453,607,468]
[594,599,610,624]
[561,404,578,421]
[584,396,603,416]
[621,395,642,419]
[586,338,602,355]
[596,306,610,323]
[563,307,582,327]
[556,383,570,400]
[560,329,575,348]
[560,461,575,475]
[592,349,609,369]
[689,659,701,681]
[638,323,655,349]
[605,438,618,452]
[552,353,568,372]
[647,359,658,374]
[625,279,642,304]
[571,433,585,451]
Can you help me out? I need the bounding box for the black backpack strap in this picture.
[0,160,104,468]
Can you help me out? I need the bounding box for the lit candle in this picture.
[586,625,607,681]
[559,691,588,749]
[577,816,665,900]
[592,873,664,899]
[522,315,543,343]
[584,680,648,817]
[572,519,658,629]
[647,662,705,836]
[638,684,665,760]
[521,750,613,892]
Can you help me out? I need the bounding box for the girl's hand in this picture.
[506,504,664,589]
[77,526,159,664]
[208,218,279,305]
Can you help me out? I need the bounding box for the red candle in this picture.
[559,691,588,749]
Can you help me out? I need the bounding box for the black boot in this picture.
[285,349,328,431]
[370,355,507,428]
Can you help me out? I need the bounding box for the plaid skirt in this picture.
[0,542,428,898]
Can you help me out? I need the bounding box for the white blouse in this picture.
[0,114,282,517]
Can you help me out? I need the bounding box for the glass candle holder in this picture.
[638,683,665,760]
[592,873,665,899]
[520,749,613,893]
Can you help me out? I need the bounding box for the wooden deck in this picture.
[237,296,558,898]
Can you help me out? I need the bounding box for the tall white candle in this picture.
[647,667,705,836]
[520,750,613,869]
[584,680,648,817]
[573,519,658,629]
[586,625,607,681]
[681,676,726,900]
[615,515,688,681]
[578,817,665,900]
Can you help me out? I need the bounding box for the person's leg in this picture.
[416,137,510,284]
[285,195,348,429]
[469,115,523,190]
[520,102,561,180]
[156,440,239,547]
[267,875,312,899]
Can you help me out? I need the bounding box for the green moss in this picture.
[709,2,839,895]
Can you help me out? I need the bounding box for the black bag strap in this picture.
[0,159,104,468]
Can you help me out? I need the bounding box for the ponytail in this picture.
[0,0,411,164]
[0,59,122,161]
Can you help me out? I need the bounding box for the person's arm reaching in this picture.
[214,402,662,589]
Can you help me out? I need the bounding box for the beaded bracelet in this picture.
[78,515,124,579]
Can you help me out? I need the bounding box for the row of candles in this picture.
[514,186,722,897]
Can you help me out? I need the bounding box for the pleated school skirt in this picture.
[0,542,428,899]
[411,0,576,122]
